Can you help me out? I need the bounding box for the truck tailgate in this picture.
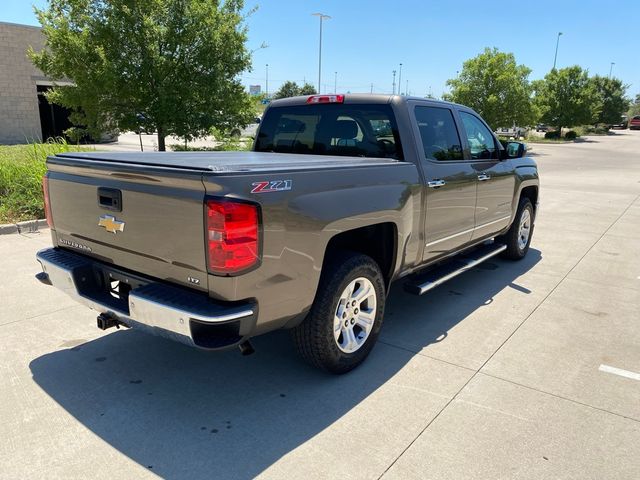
[46,154,208,292]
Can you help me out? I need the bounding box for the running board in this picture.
[404,243,507,295]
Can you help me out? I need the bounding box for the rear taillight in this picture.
[206,198,260,275]
[42,175,53,228]
[306,94,344,104]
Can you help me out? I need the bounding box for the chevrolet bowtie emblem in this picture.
[98,214,125,234]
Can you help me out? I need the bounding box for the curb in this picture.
[0,219,48,235]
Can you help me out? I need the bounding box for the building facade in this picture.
[0,22,54,144]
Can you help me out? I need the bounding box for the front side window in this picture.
[255,104,402,160]
[414,106,463,161]
[459,111,499,160]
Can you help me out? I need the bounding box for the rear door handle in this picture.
[427,180,446,188]
[477,174,491,181]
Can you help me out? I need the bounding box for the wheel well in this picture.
[324,223,397,287]
[520,186,538,212]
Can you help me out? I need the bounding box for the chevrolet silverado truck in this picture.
[36,94,539,373]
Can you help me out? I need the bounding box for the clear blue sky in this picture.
[4,0,639,98]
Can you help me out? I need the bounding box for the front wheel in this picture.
[291,252,386,374]
[498,197,535,260]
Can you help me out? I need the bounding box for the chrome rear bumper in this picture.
[36,248,256,349]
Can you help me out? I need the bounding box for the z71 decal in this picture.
[251,180,292,194]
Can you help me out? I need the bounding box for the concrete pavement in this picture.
[1,131,639,479]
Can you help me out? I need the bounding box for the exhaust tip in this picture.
[238,340,255,356]
[35,271,52,286]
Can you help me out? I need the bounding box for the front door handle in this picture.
[477,174,491,181]
[427,179,446,188]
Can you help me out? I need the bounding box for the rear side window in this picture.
[414,106,463,161]
[459,111,499,160]
[255,104,403,160]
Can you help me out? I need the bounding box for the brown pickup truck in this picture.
[36,94,539,373]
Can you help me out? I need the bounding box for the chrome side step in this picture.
[404,243,507,295]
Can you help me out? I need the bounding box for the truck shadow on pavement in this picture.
[30,249,541,479]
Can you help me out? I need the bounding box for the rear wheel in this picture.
[292,252,385,374]
[499,197,534,260]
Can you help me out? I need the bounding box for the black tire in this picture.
[498,197,534,260]
[291,252,386,374]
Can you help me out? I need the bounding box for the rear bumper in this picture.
[36,248,257,350]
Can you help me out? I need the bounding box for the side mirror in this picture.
[504,141,526,159]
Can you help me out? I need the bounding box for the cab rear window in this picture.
[255,104,403,160]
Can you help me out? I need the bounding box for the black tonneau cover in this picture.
[52,151,400,174]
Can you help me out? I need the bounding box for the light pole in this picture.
[334,71,337,93]
[392,70,396,95]
[370,83,373,94]
[312,13,331,94]
[265,63,269,97]
[406,80,409,96]
[398,63,403,96]
[609,62,615,78]
[553,32,563,70]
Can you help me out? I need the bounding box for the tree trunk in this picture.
[157,127,166,151]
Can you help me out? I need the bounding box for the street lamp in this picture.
[609,62,615,78]
[398,63,403,96]
[265,63,269,97]
[553,32,563,70]
[312,13,331,94]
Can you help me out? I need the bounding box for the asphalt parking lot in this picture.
[1,131,639,479]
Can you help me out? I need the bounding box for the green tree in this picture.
[444,48,536,129]
[30,0,253,151]
[590,75,629,126]
[533,66,599,132]
[272,81,317,99]
[628,94,640,117]
[299,82,317,95]
[273,81,299,99]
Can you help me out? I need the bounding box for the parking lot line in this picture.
[599,364,640,382]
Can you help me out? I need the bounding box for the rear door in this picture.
[457,110,515,240]
[411,103,478,262]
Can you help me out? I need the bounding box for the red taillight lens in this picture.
[42,175,53,228]
[206,199,260,275]
[306,94,344,104]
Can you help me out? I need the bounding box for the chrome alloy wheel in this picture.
[333,277,377,354]
[518,208,532,251]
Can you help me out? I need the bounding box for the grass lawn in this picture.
[0,141,92,224]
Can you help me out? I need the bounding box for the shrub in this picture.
[0,139,92,223]
[582,125,610,135]
[544,130,561,139]
[564,130,578,140]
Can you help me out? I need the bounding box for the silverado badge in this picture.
[98,214,125,234]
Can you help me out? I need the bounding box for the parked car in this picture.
[609,115,628,129]
[495,125,527,138]
[629,116,640,130]
[36,94,539,373]
[535,124,550,132]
